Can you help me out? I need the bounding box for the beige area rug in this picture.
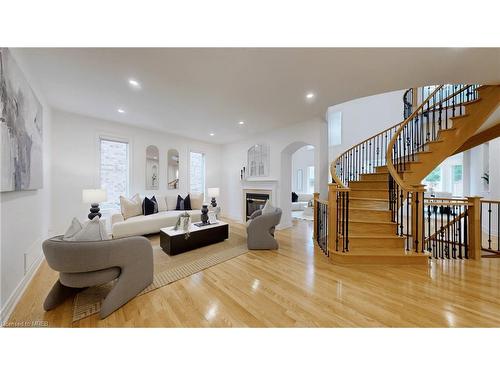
[72,232,247,321]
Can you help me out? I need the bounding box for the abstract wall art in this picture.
[0,48,43,192]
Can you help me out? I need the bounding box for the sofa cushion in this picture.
[155,195,168,212]
[262,200,275,215]
[190,192,204,210]
[63,217,83,240]
[112,210,202,238]
[297,193,313,202]
[68,216,108,241]
[176,194,192,210]
[120,193,143,220]
[165,194,179,211]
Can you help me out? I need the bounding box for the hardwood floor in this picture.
[6,218,500,327]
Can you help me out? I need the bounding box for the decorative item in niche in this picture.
[247,144,269,178]
[146,145,159,190]
[167,148,179,189]
[1,48,43,192]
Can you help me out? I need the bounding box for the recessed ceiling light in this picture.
[128,79,141,88]
[306,92,315,99]
[209,132,215,136]
[117,108,125,114]
[238,121,245,125]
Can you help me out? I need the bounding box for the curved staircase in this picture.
[315,84,500,265]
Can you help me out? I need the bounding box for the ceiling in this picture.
[15,48,500,144]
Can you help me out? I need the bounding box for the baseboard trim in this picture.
[0,252,44,326]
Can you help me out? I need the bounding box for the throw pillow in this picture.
[151,196,159,213]
[155,195,168,212]
[120,193,142,220]
[68,216,108,241]
[262,200,275,215]
[189,192,204,210]
[176,194,192,210]
[165,194,179,211]
[292,192,298,202]
[143,196,158,216]
[63,217,83,240]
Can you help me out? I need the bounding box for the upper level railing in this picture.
[386,84,480,252]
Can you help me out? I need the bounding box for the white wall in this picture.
[220,117,328,228]
[50,110,223,234]
[291,146,315,193]
[0,50,52,320]
[328,89,405,164]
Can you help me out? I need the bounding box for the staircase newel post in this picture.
[328,184,338,254]
[313,192,320,240]
[411,184,426,253]
[467,196,482,260]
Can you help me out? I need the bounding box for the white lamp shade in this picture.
[207,187,220,198]
[82,189,107,204]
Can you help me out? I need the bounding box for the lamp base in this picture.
[88,203,102,220]
[211,197,217,207]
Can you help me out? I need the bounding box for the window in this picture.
[190,151,205,194]
[296,169,303,192]
[452,164,463,197]
[99,138,129,210]
[423,166,442,192]
[307,166,315,194]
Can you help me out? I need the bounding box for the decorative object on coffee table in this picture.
[82,189,107,220]
[173,211,191,239]
[207,187,220,207]
[201,204,209,224]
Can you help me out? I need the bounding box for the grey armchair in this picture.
[42,235,153,319]
[246,208,282,250]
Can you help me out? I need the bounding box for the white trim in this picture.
[1,252,44,326]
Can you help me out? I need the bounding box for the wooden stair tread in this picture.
[341,234,402,239]
[337,250,427,256]
[349,219,395,224]
[463,98,481,106]
[349,188,388,191]
[449,114,469,121]
[349,207,391,212]
[350,197,389,202]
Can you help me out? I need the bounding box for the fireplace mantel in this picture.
[241,179,278,222]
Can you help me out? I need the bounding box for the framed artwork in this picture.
[1,48,43,192]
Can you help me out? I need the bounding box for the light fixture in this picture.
[238,121,245,125]
[209,132,215,136]
[117,108,125,114]
[128,79,141,88]
[306,92,315,99]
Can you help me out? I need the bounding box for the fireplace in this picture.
[245,192,270,221]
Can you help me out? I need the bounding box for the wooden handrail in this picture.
[385,85,444,192]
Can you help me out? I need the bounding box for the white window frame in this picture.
[188,149,206,195]
[98,135,131,211]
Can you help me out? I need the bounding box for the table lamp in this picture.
[207,187,220,207]
[82,189,107,219]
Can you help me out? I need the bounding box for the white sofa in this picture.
[292,193,313,211]
[111,193,203,238]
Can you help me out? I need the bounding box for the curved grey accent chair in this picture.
[246,207,282,250]
[42,235,153,319]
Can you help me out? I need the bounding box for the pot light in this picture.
[306,92,315,99]
[209,132,215,136]
[128,79,141,88]
[238,121,245,125]
[117,108,125,114]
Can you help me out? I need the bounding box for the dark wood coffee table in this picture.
[160,221,229,256]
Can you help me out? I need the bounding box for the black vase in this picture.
[201,205,209,224]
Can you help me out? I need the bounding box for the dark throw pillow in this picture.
[151,196,159,214]
[176,194,192,210]
[142,197,157,216]
[292,192,298,202]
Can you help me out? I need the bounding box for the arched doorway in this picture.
[279,141,316,229]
